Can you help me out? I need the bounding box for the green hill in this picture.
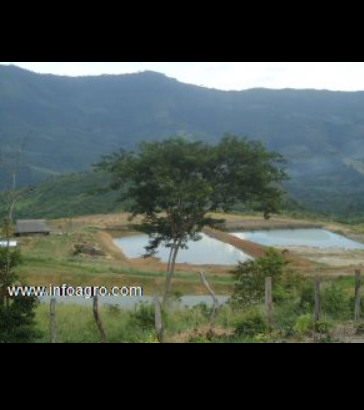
[0,172,122,219]
[1,169,363,221]
[2,65,364,215]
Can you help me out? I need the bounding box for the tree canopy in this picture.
[98,135,288,301]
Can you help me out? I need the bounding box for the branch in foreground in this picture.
[199,272,220,328]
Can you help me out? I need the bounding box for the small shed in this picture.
[15,220,50,237]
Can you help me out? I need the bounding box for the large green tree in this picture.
[98,135,288,302]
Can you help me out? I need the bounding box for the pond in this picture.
[40,295,229,310]
[114,233,251,266]
[232,229,364,250]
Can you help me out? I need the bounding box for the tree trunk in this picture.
[165,243,175,281]
[93,296,107,344]
[163,241,181,304]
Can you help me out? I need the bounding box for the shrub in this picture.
[0,224,41,343]
[191,303,213,321]
[322,283,350,320]
[299,281,316,312]
[293,314,314,339]
[0,295,41,343]
[230,249,289,307]
[188,335,212,344]
[235,311,269,338]
[314,321,332,335]
[130,303,156,331]
[349,297,364,319]
[355,323,364,336]
[273,300,303,337]
[275,271,308,304]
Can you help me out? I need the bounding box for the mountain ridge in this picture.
[1,65,364,215]
[3,64,364,93]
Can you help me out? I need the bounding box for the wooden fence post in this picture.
[315,275,321,323]
[265,277,273,326]
[154,295,164,343]
[93,296,107,344]
[355,270,361,323]
[50,298,56,344]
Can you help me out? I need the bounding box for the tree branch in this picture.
[199,271,220,328]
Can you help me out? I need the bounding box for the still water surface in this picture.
[114,233,251,265]
[40,296,229,309]
[232,229,364,250]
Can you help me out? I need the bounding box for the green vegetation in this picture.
[230,249,298,306]
[3,65,364,216]
[31,273,363,343]
[3,168,364,222]
[98,136,287,301]
[0,172,122,219]
[0,220,40,343]
[0,214,361,343]
[1,66,364,343]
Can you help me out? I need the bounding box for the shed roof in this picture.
[15,220,50,234]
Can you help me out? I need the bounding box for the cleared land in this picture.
[13,213,364,296]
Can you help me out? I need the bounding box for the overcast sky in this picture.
[2,62,364,91]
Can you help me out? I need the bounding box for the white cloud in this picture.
[2,62,364,91]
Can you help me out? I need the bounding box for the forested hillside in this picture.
[2,65,364,216]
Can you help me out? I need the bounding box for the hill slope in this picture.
[0,172,122,219]
[2,65,364,214]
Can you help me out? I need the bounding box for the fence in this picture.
[264,269,362,325]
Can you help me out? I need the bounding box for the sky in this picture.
[1,62,364,91]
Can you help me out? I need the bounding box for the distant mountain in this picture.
[2,64,364,215]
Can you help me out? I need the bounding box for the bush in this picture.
[188,335,212,344]
[230,249,289,307]
[130,303,156,331]
[349,297,364,319]
[0,228,41,343]
[355,323,364,336]
[191,303,214,321]
[314,321,332,335]
[275,272,308,304]
[235,311,269,338]
[322,283,350,320]
[273,300,303,337]
[0,295,41,343]
[299,281,316,312]
[293,314,314,339]
[302,321,335,343]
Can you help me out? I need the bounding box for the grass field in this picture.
[34,275,364,343]
[7,212,363,343]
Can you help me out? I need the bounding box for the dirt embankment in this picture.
[203,228,315,272]
[97,231,130,263]
[63,212,353,273]
[52,213,323,232]
[223,219,322,232]
[204,228,267,259]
